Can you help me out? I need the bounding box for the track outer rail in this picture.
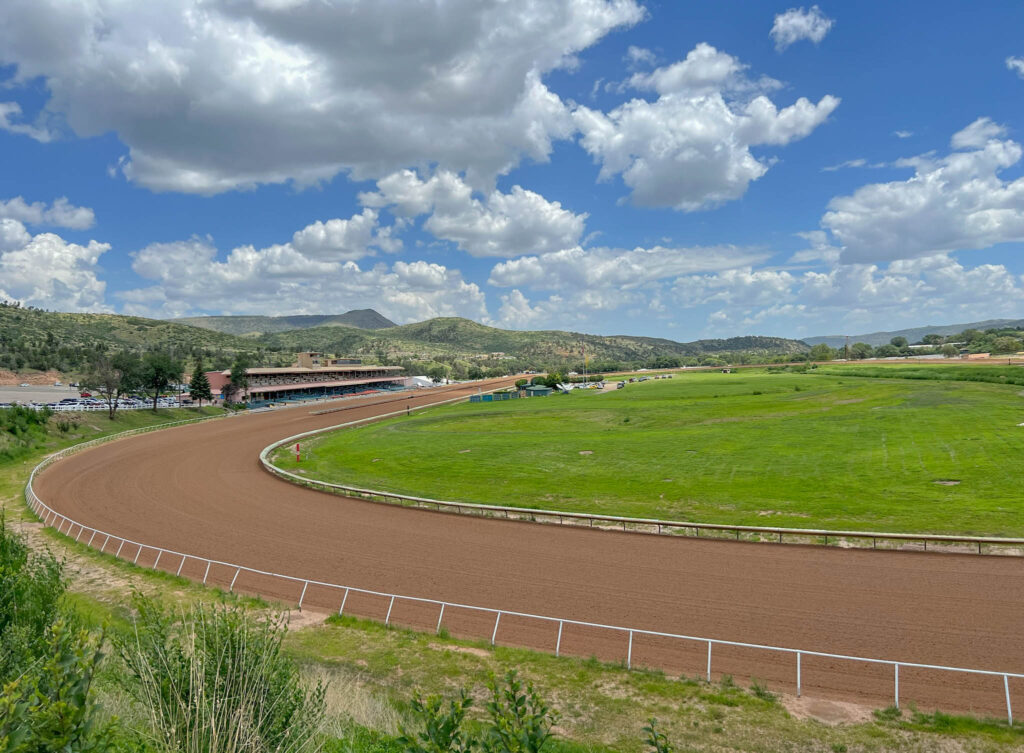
[260,420,1024,557]
[24,409,1024,721]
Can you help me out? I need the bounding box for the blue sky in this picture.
[1,0,1023,341]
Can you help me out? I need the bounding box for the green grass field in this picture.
[274,367,1024,536]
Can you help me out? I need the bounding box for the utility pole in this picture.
[844,335,850,361]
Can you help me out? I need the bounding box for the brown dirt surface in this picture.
[32,379,1024,717]
[0,369,66,386]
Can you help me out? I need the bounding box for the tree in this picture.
[850,342,874,360]
[992,336,1023,354]
[81,352,142,420]
[808,344,835,362]
[940,344,959,358]
[141,352,184,412]
[189,364,213,408]
[426,363,450,384]
[921,333,945,345]
[873,344,899,358]
[890,336,908,349]
[228,353,251,403]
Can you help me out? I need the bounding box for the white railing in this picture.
[24,417,1024,721]
[260,435,1024,557]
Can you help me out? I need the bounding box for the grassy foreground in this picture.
[3,405,1022,751]
[274,367,1024,536]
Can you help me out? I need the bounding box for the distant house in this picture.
[964,353,991,360]
[525,385,553,397]
[721,368,733,373]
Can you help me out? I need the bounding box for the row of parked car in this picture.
[0,396,183,411]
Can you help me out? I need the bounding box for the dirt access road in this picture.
[34,379,1024,716]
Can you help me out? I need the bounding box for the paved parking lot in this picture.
[0,385,82,404]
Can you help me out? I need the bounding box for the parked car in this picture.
[80,391,92,398]
[19,383,29,387]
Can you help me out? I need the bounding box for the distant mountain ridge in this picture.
[804,318,1024,348]
[175,309,396,335]
[258,316,810,363]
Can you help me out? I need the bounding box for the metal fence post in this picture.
[75,525,84,542]
[115,540,125,558]
[153,550,162,569]
[627,630,634,669]
[1006,674,1013,725]
[339,588,350,617]
[298,581,309,610]
[385,595,396,625]
[894,664,900,709]
[492,612,502,646]
[230,567,241,591]
[797,652,802,697]
[202,560,211,584]
[177,555,187,576]
[706,641,712,682]
[102,534,110,551]
[87,530,97,547]
[555,621,564,657]
[133,545,143,565]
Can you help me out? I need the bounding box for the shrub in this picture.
[0,514,66,681]
[118,596,327,753]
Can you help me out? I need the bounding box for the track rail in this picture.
[24,400,1024,720]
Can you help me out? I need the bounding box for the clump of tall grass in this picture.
[118,595,327,753]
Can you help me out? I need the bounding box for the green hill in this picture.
[805,318,1024,348]
[260,317,809,365]
[0,304,264,374]
[175,309,395,335]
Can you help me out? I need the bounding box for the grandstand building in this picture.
[205,352,405,405]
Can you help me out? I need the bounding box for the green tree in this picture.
[808,344,835,362]
[874,344,899,358]
[940,343,959,358]
[992,336,1022,354]
[426,363,450,384]
[921,333,945,345]
[81,352,142,420]
[141,352,184,412]
[189,364,213,407]
[850,342,874,360]
[890,336,908,348]
[228,353,252,403]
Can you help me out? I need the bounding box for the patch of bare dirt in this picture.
[427,642,490,658]
[579,451,593,455]
[933,480,961,486]
[835,398,866,405]
[782,694,874,725]
[286,608,331,631]
[0,369,66,386]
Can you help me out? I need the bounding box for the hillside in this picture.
[260,317,809,364]
[176,309,395,335]
[805,319,1024,348]
[0,304,263,374]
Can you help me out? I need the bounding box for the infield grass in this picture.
[274,367,1024,536]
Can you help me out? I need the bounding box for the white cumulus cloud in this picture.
[1007,56,1024,79]
[0,223,110,311]
[573,43,839,211]
[770,5,835,51]
[823,118,1024,263]
[0,196,95,230]
[0,0,643,194]
[361,170,586,257]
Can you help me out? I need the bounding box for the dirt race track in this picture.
[35,380,1024,716]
